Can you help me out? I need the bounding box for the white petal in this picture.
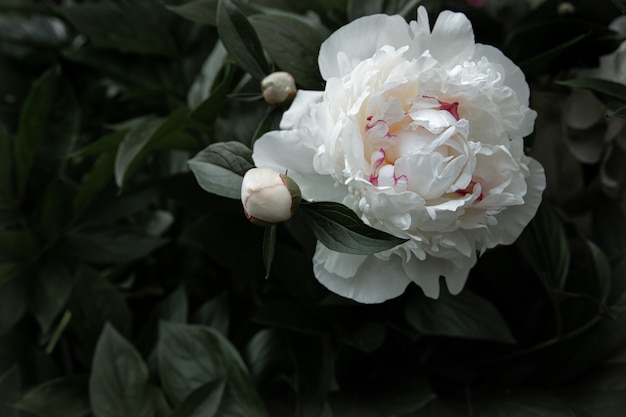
[318,14,412,80]
[424,9,475,66]
[313,243,412,303]
[253,130,346,202]
[280,90,323,130]
[497,158,546,245]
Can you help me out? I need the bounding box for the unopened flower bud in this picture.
[261,71,296,106]
[241,167,302,226]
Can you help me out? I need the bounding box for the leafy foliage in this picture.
[1,0,626,416]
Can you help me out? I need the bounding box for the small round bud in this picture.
[241,167,302,226]
[261,71,297,106]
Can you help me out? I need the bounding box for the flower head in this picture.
[253,7,545,303]
[241,167,302,226]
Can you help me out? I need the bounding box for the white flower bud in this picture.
[261,71,296,106]
[241,167,302,226]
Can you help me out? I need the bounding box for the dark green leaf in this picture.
[515,202,570,290]
[340,321,386,353]
[253,292,328,336]
[63,226,167,264]
[73,130,128,158]
[39,179,75,240]
[250,15,324,89]
[586,241,612,304]
[405,287,516,344]
[166,0,219,26]
[114,108,194,188]
[157,322,268,416]
[188,141,254,199]
[191,292,230,336]
[299,202,408,255]
[558,78,626,117]
[287,332,333,417]
[216,0,269,80]
[262,224,276,279]
[16,375,90,417]
[244,329,289,386]
[0,229,38,262]
[137,286,188,355]
[190,63,235,125]
[347,0,384,21]
[0,262,24,287]
[0,128,15,206]
[0,364,20,417]
[0,277,26,334]
[479,391,574,417]
[68,265,132,350]
[59,1,178,57]
[612,0,626,13]
[14,66,79,197]
[28,260,73,334]
[170,380,226,417]
[90,323,154,417]
[72,153,115,222]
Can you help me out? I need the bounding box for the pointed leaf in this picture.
[299,202,408,255]
[28,260,73,334]
[166,0,219,26]
[217,0,269,80]
[405,288,516,344]
[90,324,154,417]
[16,376,90,417]
[188,141,254,199]
[170,380,226,417]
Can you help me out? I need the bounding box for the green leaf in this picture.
[404,287,516,344]
[59,1,178,57]
[90,323,154,417]
[244,329,289,386]
[189,63,235,125]
[114,108,194,188]
[0,262,24,287]
[73,129,128,158]
[166,0,219,26]
[339,321,386,353]
[299,202,408,255]
[0,229,38,262]
[68,265,132,351]
[586,241,612,304]
[28,260,74,334]
[170,380,226,417]
[250,15,324,89]
[72,153,115,222]
[479,391,574,417]
[188,141,254,199]
[217,0,269,80]
[612,0,626,13]
[287,332,333,417]
[0,364,20,417]
[16,375,90,417]
[347,0,384,21]
[262,224,277,279]
[157,322,269,416]
[0,128,15,206]
[191,292,230,336]
[14,66,79,197]
[558,77,626,117]
[39,179,76,241]
[515,202,570,290]
[63,226,167,264]
[137,286,188,355]
[0,278,26,334]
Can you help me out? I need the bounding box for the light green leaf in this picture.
[90,324,154,417]
[16,375,90,417]
[250,14,324,89]
[188,141,254,199]
[217,0,269,80]
[170,380,226,417]
[299,202,408,255]
[405,288,516,344]
[158,322,269,416]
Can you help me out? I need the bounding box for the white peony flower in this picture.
[253,7,546,303]
[241,168,302,226]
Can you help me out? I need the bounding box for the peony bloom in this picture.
[253,7,545,303]
[241,168,302,226]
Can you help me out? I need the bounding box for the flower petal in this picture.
[318,14,412,80]
[280,90,324,130]
[313,243,412,303]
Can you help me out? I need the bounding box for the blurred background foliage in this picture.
[1,0,626,416]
